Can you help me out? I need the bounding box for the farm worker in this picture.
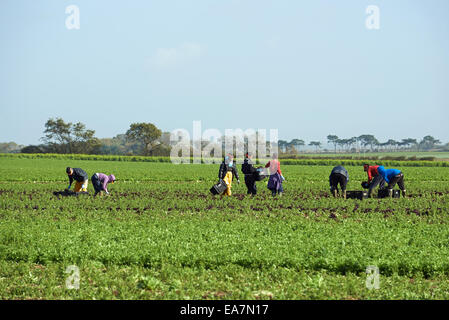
[218,154,240,196]
[242,152,257,195]
[66,167,89,192]
[363,164,386,198]
[91,173,116,196]
[376,166,406,197]
[265,153,285,196]
[329,165,349,199]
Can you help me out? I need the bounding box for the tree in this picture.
[327,135,339,153]
[336,139,346,152]
[42,118,72,153]
[41,118,99,154]
[344,137,356,152]
[378,139,399,152]
[337,137,357,152]
[357,134,378,152]
[289,139,305,153]
[309,141,322,152]
[387,139,399,152]
[278,140,289,153]
[401,138,417,150]
[71,122,100,154]
[98,134,146,155]
[0,142,24,153]
[419,135,441,151]
[125,123,162,156]
[21,145,44,153]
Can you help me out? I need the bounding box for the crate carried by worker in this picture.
[254,167,268,181]
[210,179,228,195]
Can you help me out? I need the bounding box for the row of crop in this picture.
[1,153,448,167]
[1,215,449,277]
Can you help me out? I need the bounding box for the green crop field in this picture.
[1,157,449,299]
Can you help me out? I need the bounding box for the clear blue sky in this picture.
[1,0,448,146]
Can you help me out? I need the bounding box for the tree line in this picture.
[325,134,442,153]
[1,118,447,155]
[277,135,444,154]
[19,118,171,156]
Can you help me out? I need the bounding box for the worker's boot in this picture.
[402,189,406,198]
[342,190,347,200]
[388,189,393,198]
[332,189,338,198]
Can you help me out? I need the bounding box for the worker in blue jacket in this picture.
[377,166,406,197]
[329,165,349,199]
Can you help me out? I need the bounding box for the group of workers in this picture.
[218,152,285,197]
[329,164,406,199]
[66,166,116,196]
[217,153,406,198]
[64,158,405,199]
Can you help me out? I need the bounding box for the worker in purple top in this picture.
[91,173,116,196]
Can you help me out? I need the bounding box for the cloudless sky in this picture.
[1,0,448,146]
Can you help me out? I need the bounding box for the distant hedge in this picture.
[278,159,448,167]
[1,153,448,167]
[279,155,439,161]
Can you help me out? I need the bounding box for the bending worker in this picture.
[329,165,349,199]
[91,173,116,196]
[363,164,386,198]
[66,167,89,192]
[377,166,406,197]
[219,154,240,196]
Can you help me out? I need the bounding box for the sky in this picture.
[1,0,448,146]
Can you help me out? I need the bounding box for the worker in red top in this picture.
[363,164,386,198]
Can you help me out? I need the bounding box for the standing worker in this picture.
[219,154,240,196]
[329,165,349,199]
[363,164,386,198]
[376,166,406,197]
[91,173,116,196]
[242,152,257,196]
[66,167,89,192]
[265,153,285,196]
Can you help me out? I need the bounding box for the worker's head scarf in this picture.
[225,154,233,167]
[108,174,116,183]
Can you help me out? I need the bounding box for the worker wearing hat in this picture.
[91,173,116,196]
[218,154,240,196]
[66,167,89,192]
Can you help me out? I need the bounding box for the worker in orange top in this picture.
[265,153,285,196]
